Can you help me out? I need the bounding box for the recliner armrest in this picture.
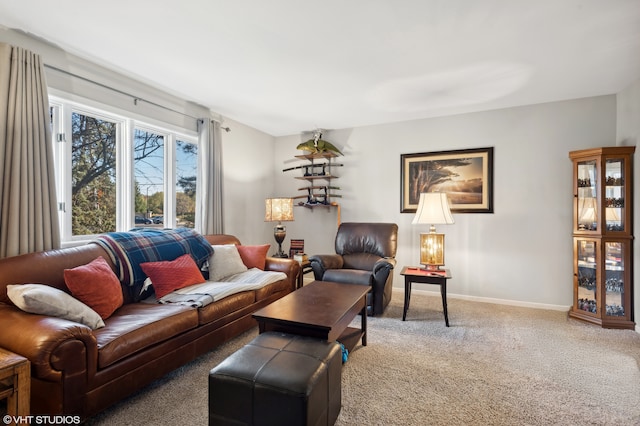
[372,257,396,288]
[373,257,396,274]
[309,254,344,280]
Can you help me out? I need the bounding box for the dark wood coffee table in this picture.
[252,280,369,352]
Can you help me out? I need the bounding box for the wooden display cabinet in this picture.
[569,146,635,329]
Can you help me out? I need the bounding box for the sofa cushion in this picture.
[255,279,291,302]
[197,291,256,325]
[6,283,105,329]
[208,245,248,281]
[140,254,205,298]
[236,244,270,270]
[94,303,198,369]
[64,256,124,319]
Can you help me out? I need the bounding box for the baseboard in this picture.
[392,287,571,312]
[390,288,640,334]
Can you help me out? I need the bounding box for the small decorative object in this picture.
[338,342,348,363]
[296,131,343,156]
[412,193,455,270]
[289,239,305,259]
[265,198,294,258]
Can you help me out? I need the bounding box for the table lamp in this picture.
[412,193,454,270]
[265,198,294,258]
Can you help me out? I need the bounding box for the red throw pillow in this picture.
[140,254,205,299]
[236,244,270,270]
[64,256,124,319]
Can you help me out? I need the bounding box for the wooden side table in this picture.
[0,348,30,420]
[296,260,313,289]
[400,266,451,326]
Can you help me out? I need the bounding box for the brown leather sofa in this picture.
[0,233,300,420]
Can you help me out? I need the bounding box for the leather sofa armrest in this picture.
[0,304,97,381]
[309,254,344,280]
[264,257,301,292]
[373,257,396,274]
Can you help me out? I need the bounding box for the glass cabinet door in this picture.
[604,158,625,232]
[576,239,597,314]
[576,160,597,231]
[604,241,624,317]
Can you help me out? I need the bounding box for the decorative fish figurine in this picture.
[296,131,343,155]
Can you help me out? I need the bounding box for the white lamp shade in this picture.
[412,193,454,225]
[265,198,294,222]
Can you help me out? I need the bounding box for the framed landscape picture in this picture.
[401,147,494,213]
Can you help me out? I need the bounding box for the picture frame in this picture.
[401,147,494,213]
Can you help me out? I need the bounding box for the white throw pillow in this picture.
[207,244,248,281]
[7,284,105,329]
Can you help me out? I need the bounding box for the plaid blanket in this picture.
[94,228,213,288]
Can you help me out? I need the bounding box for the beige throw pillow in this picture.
[7,284,105,329]
[207,244,248,281]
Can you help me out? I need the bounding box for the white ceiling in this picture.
[1,0,640,136]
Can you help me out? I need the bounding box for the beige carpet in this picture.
[87,291,640,425]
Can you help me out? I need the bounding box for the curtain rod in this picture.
[44,63,224,126]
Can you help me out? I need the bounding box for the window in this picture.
[134,128,165,227]
[176,140,198,228]
[71,111,118,235]
[50,96,199,243]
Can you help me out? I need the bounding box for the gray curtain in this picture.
[0,43,60,258]
[197,118,224,234]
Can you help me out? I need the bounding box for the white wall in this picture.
[273,96,617,309]
[219,118,278,246]
[616,78,640,332]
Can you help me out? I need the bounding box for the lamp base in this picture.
[420,264,442,271]
[419,232,445,271]
[272,224,288,258]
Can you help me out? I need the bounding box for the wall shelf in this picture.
[284,151,342,209]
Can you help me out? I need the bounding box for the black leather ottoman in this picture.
[209,332,342,426]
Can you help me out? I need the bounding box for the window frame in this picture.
[49,93,199,245]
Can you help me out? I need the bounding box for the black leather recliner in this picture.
[309,222,398,316]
